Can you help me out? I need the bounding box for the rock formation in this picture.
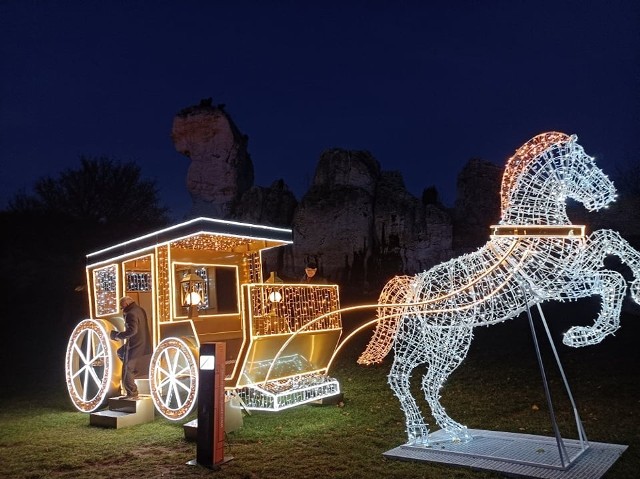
[452,158,503,252]
[169,100,469,294]
[285,149,381,289]
[234,179,298,227]
[171,99,254,217]
[281,149,453,295]
[176,100,640,297]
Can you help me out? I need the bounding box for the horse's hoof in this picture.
[455,430,473,444]
[406,433,430,447]
[445,428,472,444]
[563,326,586,347]
[563,326,605,347]
[406,427,431,447]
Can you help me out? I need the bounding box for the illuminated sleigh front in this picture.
[64,217,342,420]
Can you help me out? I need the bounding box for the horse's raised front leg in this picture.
[584,229,640,304]
[388,318,430,445]
[562,229,640,347]
[563,270,625,347]
[421,325,473,443]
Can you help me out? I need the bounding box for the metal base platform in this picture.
[384,429,627,479]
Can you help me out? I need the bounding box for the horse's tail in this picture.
[357,275,414,365]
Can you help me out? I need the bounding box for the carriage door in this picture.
[122,255,155,347]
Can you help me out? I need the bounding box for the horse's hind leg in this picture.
[421,326,473,443]
[388,318,430,445]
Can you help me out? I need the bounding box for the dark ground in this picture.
[2,289,639,478]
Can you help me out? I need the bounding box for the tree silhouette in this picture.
[1,157,171,330]
[8,156,169,227]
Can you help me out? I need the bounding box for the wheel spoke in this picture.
[171,348,181,375]
[157,375,172,389]
[88,353,105,366]
[155,364,170,378]
[174,378,191,393]
[88,364,103,389]
[72,363,89,380]
[171,380,184,407]
[173,365,191,377]
[73,339,89,365]
[165,378,175,406]
[83,332,94,367]
[162,349,174,374]
[82,364,91,400]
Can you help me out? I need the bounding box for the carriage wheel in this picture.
[149,337,199,421]
[65,319,121,412]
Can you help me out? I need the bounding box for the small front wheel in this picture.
[149,337,199,421]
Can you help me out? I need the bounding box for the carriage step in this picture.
[89,395,154,429]
[135,378,151,395]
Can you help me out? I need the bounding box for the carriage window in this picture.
[126,271,152,292]
[94,264,118,315]
[174,264,239,316]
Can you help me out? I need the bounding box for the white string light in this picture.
[358,132,640,445]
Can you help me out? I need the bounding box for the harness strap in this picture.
[490,225,585,239]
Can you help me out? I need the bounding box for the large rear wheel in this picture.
[149,337,199,421]
[65,319,121,412]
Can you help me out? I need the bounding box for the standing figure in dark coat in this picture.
[300,261,327,284]
[110,296,152,399]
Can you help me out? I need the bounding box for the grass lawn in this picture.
[1,300,639,478]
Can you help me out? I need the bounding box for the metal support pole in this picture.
[521,284,590,469]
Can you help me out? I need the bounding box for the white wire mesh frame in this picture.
[358,132,640,445]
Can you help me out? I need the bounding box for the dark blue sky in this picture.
[1,1,639,221]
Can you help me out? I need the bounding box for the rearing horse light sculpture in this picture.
[358,132,640,446]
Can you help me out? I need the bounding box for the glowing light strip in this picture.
[87,217,292,260]
[491,225,585,238]
[86,232,287,269]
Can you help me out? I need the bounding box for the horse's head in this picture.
[560,135,617,211]
[500,132,617,224]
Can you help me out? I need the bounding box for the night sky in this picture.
[1,1,639,221]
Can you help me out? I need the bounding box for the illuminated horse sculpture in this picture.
[358,132,640,446]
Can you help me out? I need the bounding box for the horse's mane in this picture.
[500,132,572,214]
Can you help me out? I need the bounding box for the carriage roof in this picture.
[86,217,293,267]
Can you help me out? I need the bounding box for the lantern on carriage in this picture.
[180,271,204,318]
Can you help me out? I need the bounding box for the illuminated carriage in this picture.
[65,217,342,420]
